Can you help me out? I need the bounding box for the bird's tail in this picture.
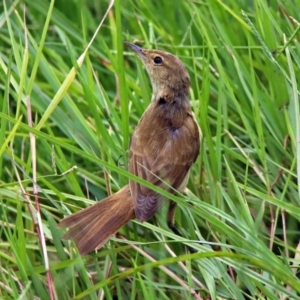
[58,185,135,255]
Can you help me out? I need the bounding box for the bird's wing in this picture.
[129,111,199,222]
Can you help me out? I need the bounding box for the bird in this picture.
[58,42,200,255]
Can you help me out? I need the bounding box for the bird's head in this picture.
[125,42,190,102]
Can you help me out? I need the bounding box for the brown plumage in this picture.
[58,42,200,255]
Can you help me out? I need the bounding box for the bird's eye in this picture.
[153,56,163,64]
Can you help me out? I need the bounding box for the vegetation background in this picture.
[0,0,300,299]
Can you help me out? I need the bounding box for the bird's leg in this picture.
[167,200,197,253]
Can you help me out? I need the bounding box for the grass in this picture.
[0,0,300,299]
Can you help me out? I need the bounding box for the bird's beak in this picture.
[124,42,145,58]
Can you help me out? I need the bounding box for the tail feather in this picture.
[58,185,135,255]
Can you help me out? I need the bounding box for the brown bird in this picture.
[58,42,200,255]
